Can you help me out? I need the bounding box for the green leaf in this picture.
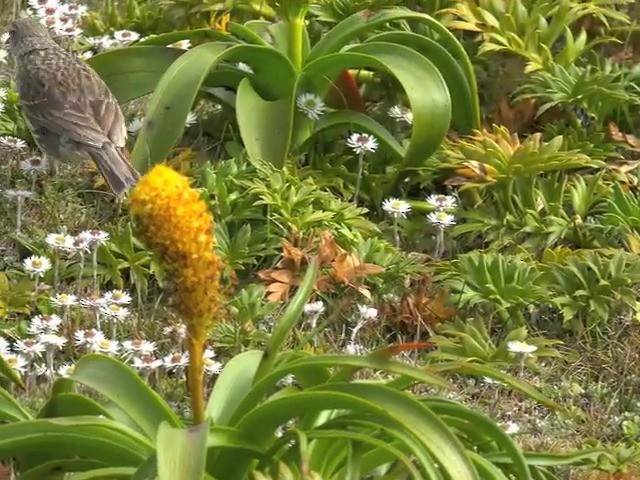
[131,43,296,171]
[157,421,208,480]
[303,42,451,170]
[236,78,295,168]
[298,110,405,159]
[206,350,263,426]
[88,47,185,104]
[0,353,25,389]
[0,386,31,422]
[308,9,479,126]
[38,392,113,419]
[68,354,181,439]
[136,29,240,46]
[365,31,477,133]
[253,260,318,382]
[0,417,153,466]
[20,460,106,480]
[65,467,137,479]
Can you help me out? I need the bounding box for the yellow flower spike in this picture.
[129,164,221,424]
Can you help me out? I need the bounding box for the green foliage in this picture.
[443,0,630,72]
[437,251,548,326]
[516,62,640,125]
[541,249,640,332]
[89,8,480,196]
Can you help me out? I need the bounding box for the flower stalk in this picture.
[129,165,222,425]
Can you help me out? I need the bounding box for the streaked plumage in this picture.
[5,17,139,196]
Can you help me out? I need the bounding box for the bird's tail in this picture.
[87,143,140,197]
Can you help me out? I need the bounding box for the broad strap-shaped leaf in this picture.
[223,385,478,480]
[157,421,208,480]
[0,353,25,389]
[253,261,318,382]
[37,392,113,419]
[130,43,296,171]
[136,29,241,46]
[307,8,479,125]
[302,43,451,171]
[62,467,137,479]
[366,31,478,133]
[296,110,406,159]
[68,354,181,440]
[0,416,153,467]
[0,386,31,422]
[235,78,295,169]
[88,47,185,104]
[206,350,263,426]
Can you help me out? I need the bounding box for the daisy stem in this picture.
[15,197,22,234]
[53,252,59,291]
[32,276,39,306]
[353,152,365,204]
[77,254,85,287]
[434,226,445,259]
[393,217,400,248]
[92,246,98,293]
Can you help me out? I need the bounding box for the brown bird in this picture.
[5,17,139,197]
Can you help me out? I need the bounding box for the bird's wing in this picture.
[18,50,127,148]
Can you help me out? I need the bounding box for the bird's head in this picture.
[5,17,53,56]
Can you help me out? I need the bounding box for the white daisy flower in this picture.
[23,255,52,277]
[344,342,366,355]
[51,293,78,307]
[0,49,8,65]
[0,103,5,116]
[427,211,456,227]
[507,340,538,355]
[102,290,132,305]
[235,62,253,74]
[19,155,47,173]
[80,50,94,60]
[303,300,325,317]
[346,133,378,155]
[57,363,75,377]
[132,354,163,371]
[204,358,223,374]
[28,0,56,9]
[60,3,87,16]
[0,88,7,101]
[381,198,411,219]
[91,339,119,355]
[426,194,457,211]
[0,337,9,356]
[100,304,130,320]
[13,338,45,357]
[164,352,190,371]
[69,234,92,254]
[296,93,326,120]
[80,296,108,309]
[162,323,187,341]
[0,136,27,150]
[33,363,52,378]
[57,24,83,38]
[387,105,413,125]
[122,339,156,355]
[38,333,67,349]
[29,314,62,334]
[113,30,140,43]
[357,305,378,321]
[80,229,110,245]
[170,39,191,50]
[127,117,143,134]
[3,189,34,200]
[45,233,75,251]
[203,347,216,359]
[184,111,198,127]
[503,421,520,435]
[35,2,61,18]
[3,353,28,374]
[74,329,105,347]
